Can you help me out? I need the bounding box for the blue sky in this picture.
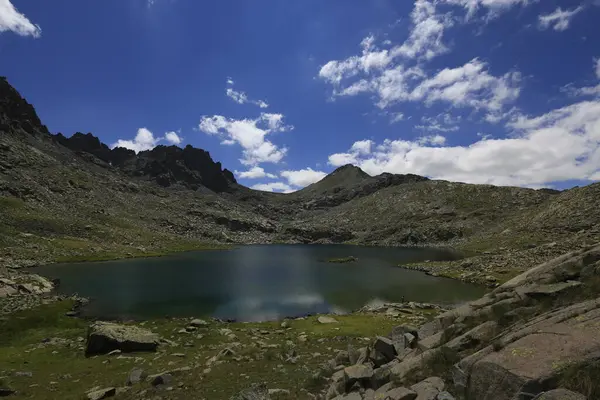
[1,0,600,192]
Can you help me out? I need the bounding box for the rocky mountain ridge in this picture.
[1,76,600,279]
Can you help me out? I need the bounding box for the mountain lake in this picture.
[34,244,487,321]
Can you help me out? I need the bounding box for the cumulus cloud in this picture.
[164,131,182,145]
[328,98,600,187]
[318,1,530,121]
[236,166,277,179]
[226,79,269,108]
[112,128,159,153]
[251,182,295,193]
[416,113,461,132]
[538,6,584,31]
[0,0,41,37]
[111,128,183,152]
[280,168,327,187]
[595,58,600,80]
[198,113,292,166]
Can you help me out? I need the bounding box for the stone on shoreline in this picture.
[85,322,160,356]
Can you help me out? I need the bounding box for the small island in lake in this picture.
[326,256,358,263]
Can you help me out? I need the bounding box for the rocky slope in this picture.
[1,76,600,275]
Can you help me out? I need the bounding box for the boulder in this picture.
[85,322,160,355]
[190,318,208,327]
[533,389,587,399]
[149,373,173,387]
[335,350,350,366]
[466,300,600,400]
[86,387,116,400]
[435,392,455,400]
[318,316,339,324]
[445,321,498,353]
[410,377,445,400]
[382,387,418,400]
[344,364,374,390]
[126,368,147,385]
[390,349,439,384]
[374,336,397,362]
[515,281,582,299]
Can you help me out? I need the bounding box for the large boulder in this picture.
[464,299,600,400]
[86,322,160,355]
[533,389,587,399]
[410,377,445,400]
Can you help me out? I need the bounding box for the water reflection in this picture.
[34,244,485,321]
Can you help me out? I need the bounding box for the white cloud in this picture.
[112,128,159,153]
[418,134,447,145]
[225,79,269,108]
[561,58,600,97]
[198,113,291,166]
[318,0,530,120]
[390,113,405,124]
[538,6,584,31]
[236,166,276,179]
[444,0,533,19]
[328,152,359,167]
[0,0,41,37]
[350,139,374,155]
[111,128,183,152]
[251,182,295,193]
[164,131,182,145]
[328,98,600,187]
[416,113,461,131]
[280,168,327,187]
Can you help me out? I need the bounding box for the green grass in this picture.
[0,302,426,400]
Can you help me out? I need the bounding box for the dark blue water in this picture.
[35,245,485,321]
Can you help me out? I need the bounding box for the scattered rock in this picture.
[85,322,160,355]
[148,373,173,387]
[344,364,373,389]
[533,389,587,400]
[436,392,455,400]
[86,387,116,400]
[126,368,147,385]
[383,387,418,400]
[318,316,339,324]
[189,319,208,327]
[410,377,445,400]
[280,321,290,329]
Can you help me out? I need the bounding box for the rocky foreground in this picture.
[2,244,600,399]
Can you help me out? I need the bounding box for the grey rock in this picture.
[436,392,455,400]
[410,377,445,400]
[149,373,173,387]
[126,368,147,385]
[533,389,587,400]
[189,318,208,327]
[374,336,396,362]
[86,387,116,400]
[344,364,374,389]
[383,387,418,400]
[318,316,339,324]
[85,322,159,355]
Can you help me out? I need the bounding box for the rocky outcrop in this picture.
[54,132,237,192]
[85,322,160,355]
[316,244,600,400]
[0,76,49,136]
